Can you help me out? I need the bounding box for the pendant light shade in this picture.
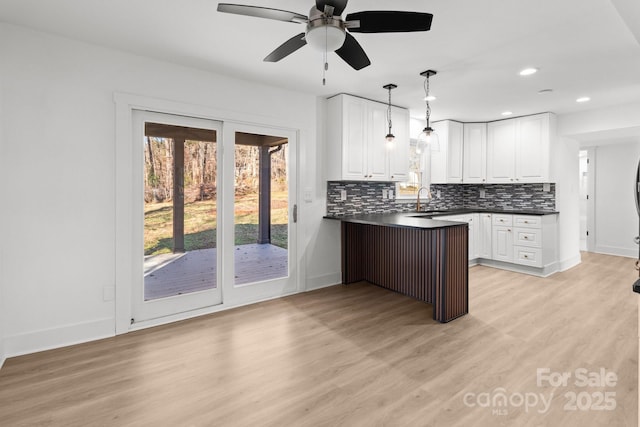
[383,83,397,149]
[416,69,440,154]
[417,125,440,153]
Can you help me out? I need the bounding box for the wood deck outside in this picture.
[143,244,288,300]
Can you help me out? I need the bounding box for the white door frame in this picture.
[585,147,596,252]
[114,93,303,334]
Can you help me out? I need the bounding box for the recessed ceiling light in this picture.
[502,111,513,116]
[576,96,591,103]
[519,68,538,76]
[538,89,553,94]
[423,95,437,101]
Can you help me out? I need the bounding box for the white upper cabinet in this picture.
[340,95,367,180]
[486,113,554,183]
[367,101,390,180]
[388,106,410,181]
[487,119,518,183]
[430,120,464,184]
[463,123,487,183]
[516,114,551,182]
[326,94,410,182]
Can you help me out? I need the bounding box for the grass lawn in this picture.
[144,192,288,255]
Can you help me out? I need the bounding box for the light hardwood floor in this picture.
[0,252,637,426]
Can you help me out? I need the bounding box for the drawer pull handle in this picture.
[524,236,529,239]
[524,255,529,258]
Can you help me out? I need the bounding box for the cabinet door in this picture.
[492,225,513,262]
[487,119,517,183]
[429,121,448,184]
[468,214,479,260]
[516,113,550,182]
[389,106,409,182]
[447,121,464,183]
[463,123,487,183]
[479,213,492,259]
[367,102,390,180]
[341,96,368,180]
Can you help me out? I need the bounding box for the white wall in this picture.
[554,137,582,270]
[304,97,341,290]
[558,102,640,258]
[0,23,325,357]
[591,141,640,257]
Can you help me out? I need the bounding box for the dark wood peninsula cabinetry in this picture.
[335,214,469,323]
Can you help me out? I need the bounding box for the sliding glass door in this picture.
[132,111,222,322]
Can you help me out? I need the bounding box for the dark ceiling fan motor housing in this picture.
[217,0,433,70]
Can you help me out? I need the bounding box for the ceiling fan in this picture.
[217,1,433,71]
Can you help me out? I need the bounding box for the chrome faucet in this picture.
[416,186,432,212]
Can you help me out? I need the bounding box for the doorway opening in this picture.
[143,122,218,300]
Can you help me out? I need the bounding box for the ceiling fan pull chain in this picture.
[322,26,328,85]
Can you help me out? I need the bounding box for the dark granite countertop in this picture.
[323,213,468,229]
[324,208,558,229]
[413,208,559,217]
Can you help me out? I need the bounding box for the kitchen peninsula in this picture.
[334,213,469,323]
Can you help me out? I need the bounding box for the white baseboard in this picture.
[473,258,559,278]
[594,245,637,259]
[306,272,341,291]
[4,318,114,358]
[557,253,582,272]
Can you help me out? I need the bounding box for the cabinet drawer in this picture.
[514,227,541,248]
[514,215,541,228]
[492,214,513,226]
[513,246,542,267]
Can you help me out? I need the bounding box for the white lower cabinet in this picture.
[478,213,492,259]
[438,214,478,260]
[491,214,556,269]
[439,212,558,275]
[492,213,513,261]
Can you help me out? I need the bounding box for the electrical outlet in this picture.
[479,189,486,199]
[543,183,551,192]
[436,190,441,199]
[340,189,347,201]
[388,190,394,199]
[382,189,388,199]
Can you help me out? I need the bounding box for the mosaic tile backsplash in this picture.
[326,181,556,216]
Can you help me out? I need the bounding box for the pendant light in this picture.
[417,69,440,154]
[383,83,397,149]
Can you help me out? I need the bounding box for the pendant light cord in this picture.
[387,86,393,133]
[424,75,432,128]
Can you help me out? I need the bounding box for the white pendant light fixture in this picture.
[417,69,440,154]
[383,83,397,149]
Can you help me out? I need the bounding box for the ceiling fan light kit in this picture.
[305,6,346,51]
[217,1,433,76]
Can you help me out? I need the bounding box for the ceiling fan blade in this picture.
[217,3,308,23]
[346,11,433,33]
[335,33,371,70]
[264,33,307,62]
[316,0,348,16]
